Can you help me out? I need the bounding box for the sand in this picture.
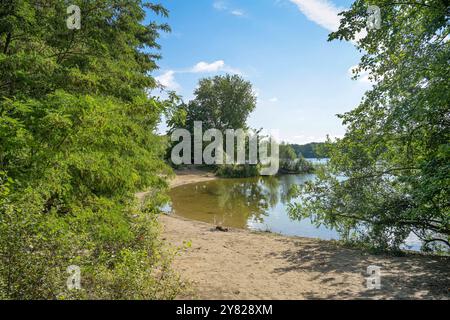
[160,168,449,300]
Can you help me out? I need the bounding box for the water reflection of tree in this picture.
[276,175,303,204]
[170,175,312,229]
[260,176,280,208]
[207,176,302,226]
[214,178,271,226]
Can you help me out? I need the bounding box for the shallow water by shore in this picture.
[160,168,449,300]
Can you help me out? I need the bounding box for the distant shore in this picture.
[161,168,449,300]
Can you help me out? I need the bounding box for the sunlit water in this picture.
[165,171,422,251]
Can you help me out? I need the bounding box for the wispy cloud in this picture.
[289,1,370,82]
[289,0,343,32]
[269,97,279,103]
[213,1,246,17]
[155,60,242,91]
[213,1,227,11]
[289,0,367,41]
[231,9,245,16]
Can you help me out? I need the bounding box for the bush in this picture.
[0,183,182,300]
[0,94,182,299]
[279,158,314,174]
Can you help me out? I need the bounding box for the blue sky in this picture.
[149,0,371,144]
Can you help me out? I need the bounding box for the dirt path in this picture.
[161,169,449,300]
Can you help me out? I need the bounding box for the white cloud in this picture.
[289,0,343,32]
[213,1,227,11]
[289,0,367,42]
[155,70,180,90]
[191,60,225,73]
[289,1,372,84]
[231,9,245,16]
[213,1,245,17]
[191,60,241,75]
[155,60,242,92]
[269,97,278,102]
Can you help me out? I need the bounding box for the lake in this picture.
[165,171,423,251]
[166,173,341,239]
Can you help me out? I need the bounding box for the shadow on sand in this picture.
[268,238,449,299]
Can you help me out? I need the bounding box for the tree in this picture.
[279,143,297,161]
[0,1,181,298]
[185,74,257,132]
[278,143,314,174]
[167,74,260,176]
[290,143,328,158]
[289,0,449,252]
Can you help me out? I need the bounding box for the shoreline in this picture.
[169,168,218,188]
[161,168,449,300]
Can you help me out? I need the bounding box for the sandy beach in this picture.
[160,169,449,300]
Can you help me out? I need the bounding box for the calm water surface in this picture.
[166,171,423,251]
[166,173,340,240]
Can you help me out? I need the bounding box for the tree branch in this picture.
[3,32,11,54]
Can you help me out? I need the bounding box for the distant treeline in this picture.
[289,143,329,158]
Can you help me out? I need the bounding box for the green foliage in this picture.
[215,164,260,178]
[290,142,328,158]
[167,74,260,174]
[184,74,257,133]
[0,1,182,299]
[290,1,449,252]
[278,143,314,174]
[280,158,314,174]
[279,143,297,161]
